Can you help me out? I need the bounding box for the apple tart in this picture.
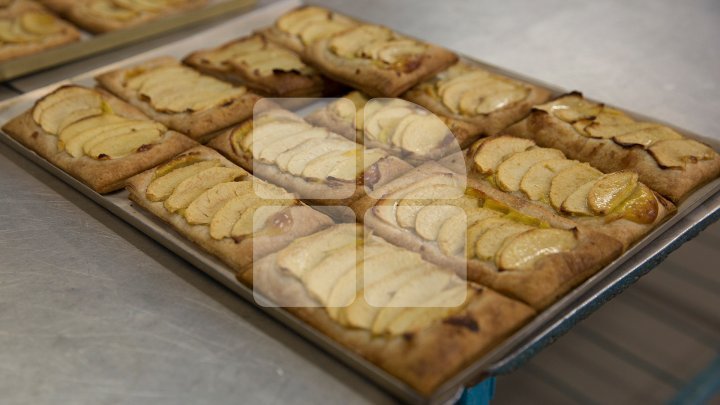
[350,162,623,309]
[40,0,207,33]
[184,34,343,97]
[243,223,535,395]
[126,146,334,270]
[2,85,196,193]
[0,0,80,62]
[259,5,358,56]
[207,107,412,211]
[506,92,720,202]
[95,57,261,142]
[449,135,675,249]
[304,23,458,97]
[403,62,552,143]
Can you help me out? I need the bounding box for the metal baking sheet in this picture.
[0,0,256,82]
[1,0,719,403]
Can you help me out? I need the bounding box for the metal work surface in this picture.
[1,0,719,404]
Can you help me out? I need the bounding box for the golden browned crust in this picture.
[507,100,720,203]
[243,249,535,395]
[402,63,553,148]
[1,85,198,193]
[44,0,208,33]
[95,56,261,142]
[207,123,413,210]
[183,35,343,97]
[304,28,458,98]
[0,1,81,62]
[125,146,335,269]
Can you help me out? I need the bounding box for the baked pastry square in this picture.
[2,85,197,193]
[350,162,623,309]
[505,92,720,202]
[207,107,412,213]
[259,5,358,56]
[403,62,552,143]
[242,223,536,395]
[184,33,342,97]
[95,56,261,142]
[445,135,675,250]
[0,0,80,62]
[304,23,458,97]
[126,145,334,270]
[40,0,207,33]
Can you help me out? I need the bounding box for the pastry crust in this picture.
[403,61,552,146]
[95,56,261,142]
[207,112,413,213]
[304,24,458,97]
[125,146,335,269]
[41,0,208,33]
[183,34,343,97]
[1,85,197,193]
[241,227,535,395]
[505,93,720,202]
[0,1,80,62]
[351,162,623,309]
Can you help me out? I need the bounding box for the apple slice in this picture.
[325,148,385,181]
[385,284,471,335]
[520,159,577,201]
[371,270,455,334]
[583,122,658,139]
[88,1,137,20]
[146,160,221,202]
[376,40,426,64]
[277,224,360,278]
[648,139,716,168]
[397,114,451,155]
[58,114,126,148]
[254,126,323,161]
[436,212,467,256]
[240,120,308,152]
[183,181,253,225]
[535,96,602,123]
[164,167,247,213]
[560,180,596,216]
[20,12,61,35]
[81,121,164,156]
[549,163,602,210]
[208,194,260,240]
[495,148,565,192]
[372,174,462,226]
[33,87,103,135]
[415,205,464,241]
[301,243,359,305]
[466,217,513,259]
[286,140,355,176]
[276,6,331,35]
[85,128,162,159]
[395,184,465,228]
[613,126,683,148]
[364,105,413,143]
[587,171,638,215]
[230,201,294,238]
[497,229,577,271]
[302,149,357,181]
[472,136,535,174]
[299,19,353,45]
[56,107,105,134]
[474,222,533,261]
[615,183,659,224]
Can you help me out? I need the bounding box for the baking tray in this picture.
[1,0,719,403]
[0,0,256,82]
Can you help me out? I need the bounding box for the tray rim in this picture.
[1,0,719,403]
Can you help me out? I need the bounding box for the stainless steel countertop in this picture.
[1,1,718,404]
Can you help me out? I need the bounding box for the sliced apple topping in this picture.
[224,36,313,77]
[612,126,683,147]
[230,202,294,238]
[301,244,359,305]
[415,205,465,241]
[587,171,638,215]
[495,148,565,192]
[648,139,716,169]
[183,181,253,225]
[80,121,164,157]
[20,12,61,35]
[255,126,326,162]
[472,136,535,174]
[535,95,602,123]
[364,105,414,143]
[497,229,577,271]
[164,167,246,213]
[276,6,355,41]
[88,0,138,21]
[395,184,465,228]
[474,222,533,261]
[277,224,361,279]
[285,139,356,176]
[385,285,472,336]
[85,128,162,159]
[146,160,221,202]
[330,25,393,58]
[583,121,658,139]
[549,163,602,210]
[437,65,529,116]
[560,180,596,216]
[33,87,104,135]
[613,183,659,224]
[299,19,354,45]
[329,24,425,68]
[395,114,451,155]
[373,174,462,226]
[519,158,577,202]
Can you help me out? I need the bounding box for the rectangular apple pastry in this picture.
[207,107,413,211]
[307,92,473,164]
[95,57,261,142]
[505,92,720,202]
[454,135,676,249]
[1,85,197,193]
[403,62,552,142]
[350,162,623,309]
[303,23,458,97]
[40,0,208,34]
[243,223,536,395]
[125,146,334,270]
[0,0,80,62]
[183,33,342,97]
[259,5,359,57]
